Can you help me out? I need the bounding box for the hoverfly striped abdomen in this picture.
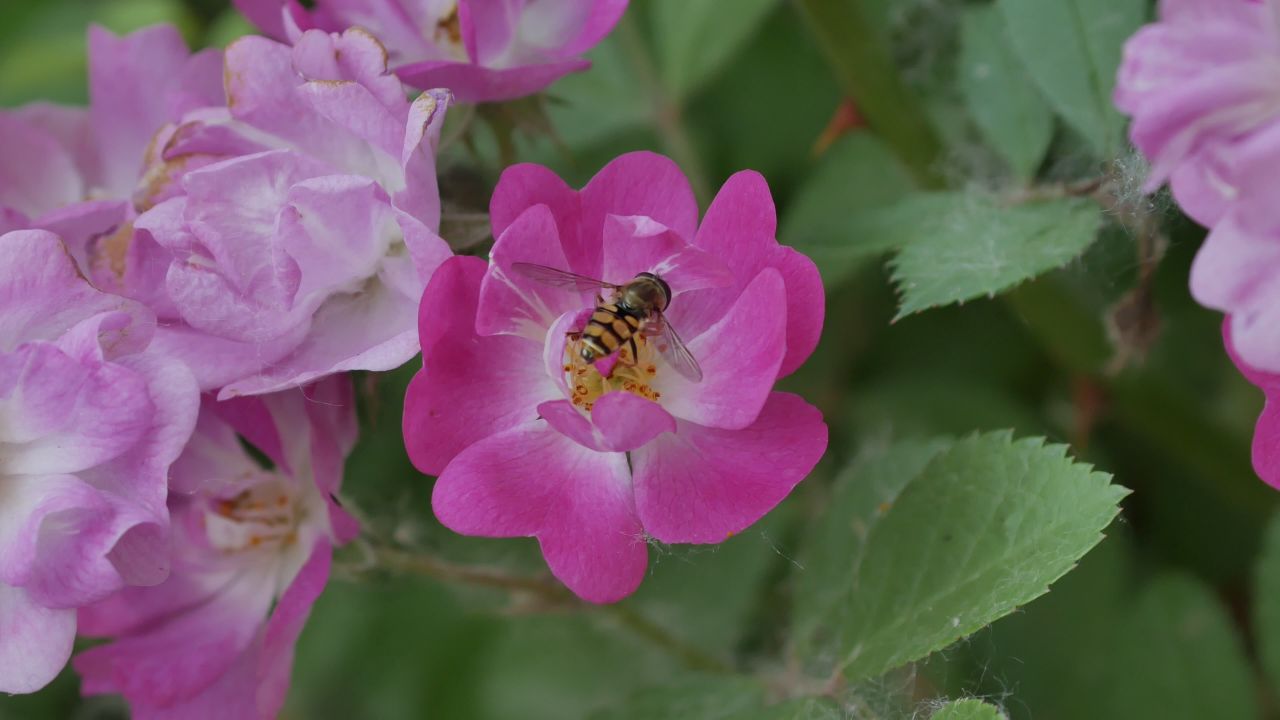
[580,303,645,363]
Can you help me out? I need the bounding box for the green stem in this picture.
[491,113,519,169]
[606,604,734,674]
[439,100,478,153]
[366,543,732,674]
[617,14,713,205]
[1005,279,1274,522]
[793,0,946,188]
[1003,175,1109,206]
[374,545,573,599]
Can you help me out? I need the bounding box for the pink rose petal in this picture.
[405,257,553,475]
[632,393,827,544]
[432,421,647,603]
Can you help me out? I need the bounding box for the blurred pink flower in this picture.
[234,0,629,102]
[402,153,827,602]
[1116,0,1280,372]
[1114,0,1280,226]
[1,24,454,398]
[134,27,453,397]
[0,24,223,286]
[1189,183,1280,374]
[0,230,198,693]
[75,378,359,719]
[1225,323,1280,491]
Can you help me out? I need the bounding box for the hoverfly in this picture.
[511,262,703,382]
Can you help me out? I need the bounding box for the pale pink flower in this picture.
[133,27,453,397]
[234,0,629,102]
[1115,0,1280,226]
[2,24,452,398]
[403,153,827,602]
[1116,0,1280,372]
[74,378,359,719]
[0,24,223,295]
[1224,324,1280,491]
[0,230,198,693]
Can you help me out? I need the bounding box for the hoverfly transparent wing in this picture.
[650,313,703,383]
[510,262,619,293]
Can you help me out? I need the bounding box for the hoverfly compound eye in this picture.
[637,272,673,306]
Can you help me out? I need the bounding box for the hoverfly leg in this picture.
[563,330,583,360]
[641,320,664,347]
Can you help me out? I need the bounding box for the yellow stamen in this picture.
[204,478,303,554]
[562,331,664,411]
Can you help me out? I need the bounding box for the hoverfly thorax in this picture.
[618,272,672,315]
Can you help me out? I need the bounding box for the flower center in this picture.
[563,332,662,412]
[204,476,302,554]
[433,4,467,61]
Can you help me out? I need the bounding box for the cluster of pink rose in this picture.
[0,1,827,715]
[1115,0,1280,489]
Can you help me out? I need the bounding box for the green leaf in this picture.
[653,0,779,102]
[1107,574,1256,720]
[733,697,843,720]
[998,0,1146,157]
[0,32,89,106]
[965,532,1135,719]
[686,6,839,192]
[848,373,1046,440]
[477,615,678,720]
[792,438,950,662]
[629,506,793,656]
[834,432,1126,683]
[0,666,85,720]
[931,699,1008,720]
[971,528,1259,719]
[794,0,946,186]
[203,7,257,48]
[589,677,767,720]
[287,577,493,718]
[780,131,918,288]
[1256,511,1280,699]
[888,193,1103,319]
[958,5,1053,179]
[544,33,649,151]
[0,0,195,106]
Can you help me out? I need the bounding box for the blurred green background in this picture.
[3,0,1276,718]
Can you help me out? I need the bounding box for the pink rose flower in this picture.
[1114,0,1280,226]
[74,377,359,719]
[402,153,828,602]
[1116,0,1280,372]
[1188,159,1280,374]
[0,230,198,693]
[0,24,223,288]
[234,0,629,102]
[1224,323,1280,490]
[135,27,453,397]
[1,24,453,399]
